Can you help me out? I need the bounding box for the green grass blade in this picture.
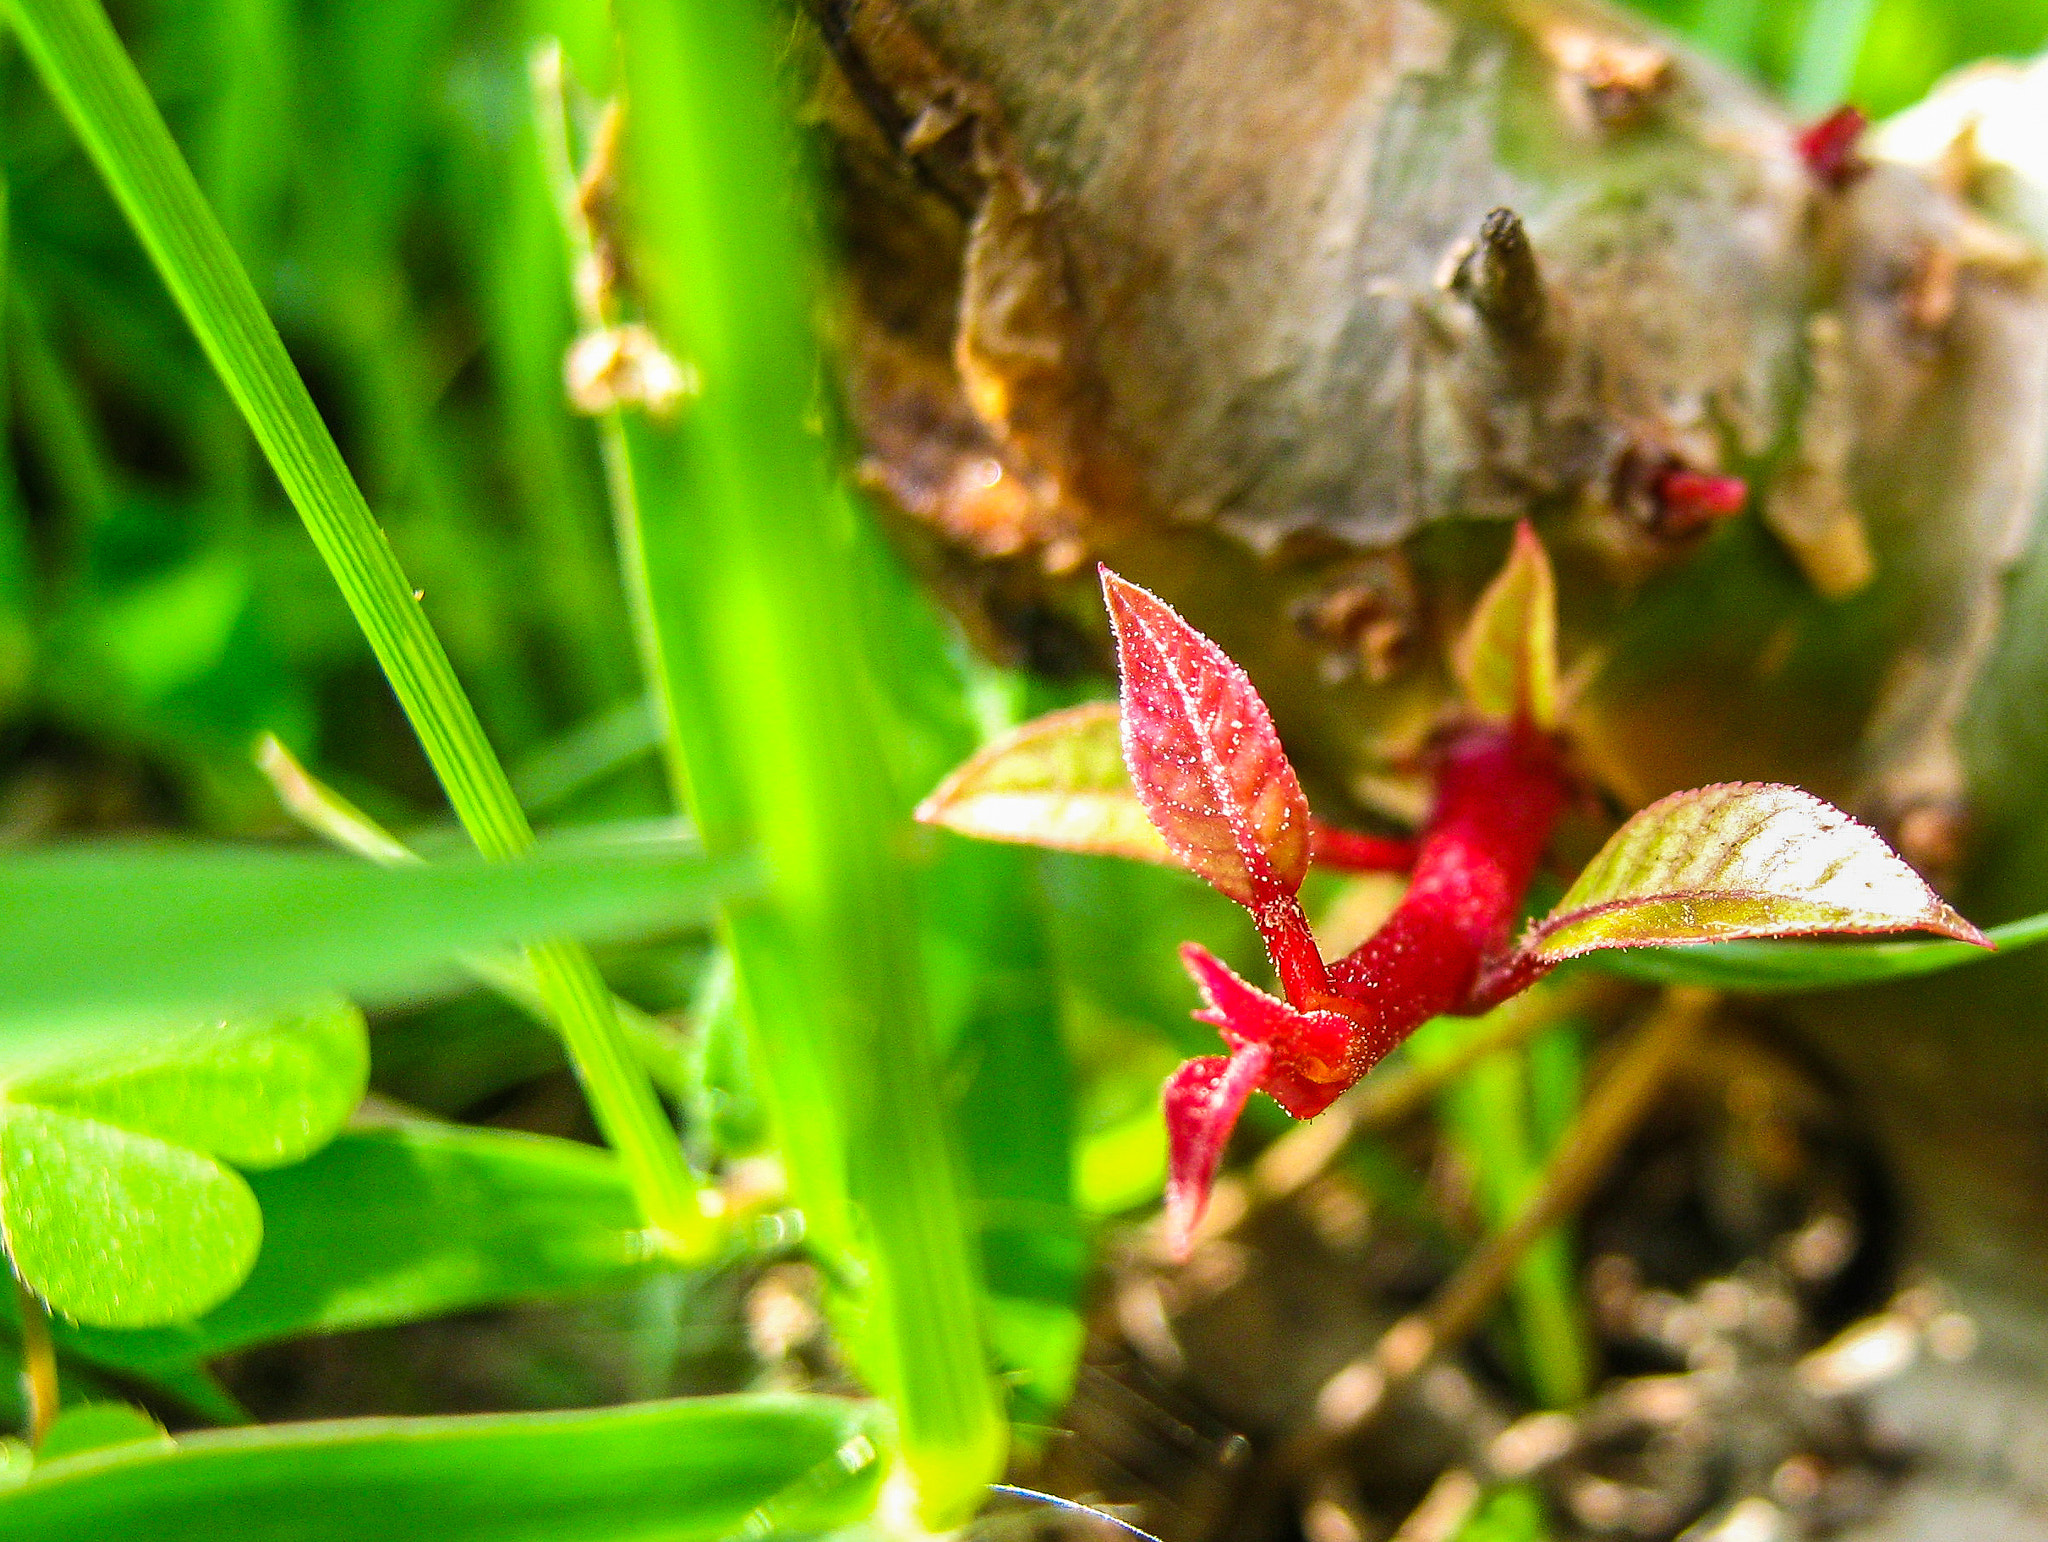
[0,120,34,713]
[510,696,661,816]
[2,0,515,856]
[1416,990,1592,1409]
[256,734,696,1100]
[0,1393,887,1540]
[1787,0,1878,112]
[569,7,1007,1517]
[0,835,749,1041]
[1591,907,2048,992]
[1,0,710,1255]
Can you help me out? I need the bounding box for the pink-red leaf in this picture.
[1102,569,1311,909]
[913,702,1176,865]
[1162,1045,1270,1257]
[1521,782,1988,963]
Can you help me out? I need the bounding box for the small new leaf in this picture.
[1522,783,1987,963]
[1102,569,1311,909]
[1162,1045,1271,1256]
[1454,522,1558,729]
[914,702,1175,865]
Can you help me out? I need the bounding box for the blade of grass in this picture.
[7,277,114,532]
[510,694,661,815]
[256,733,695,1099]
[1787,0,1878,112]
[1414,994,1591,1408]
[535,19,1007,1521]
[0,1393,888,1540]
[0,118,34,710]
[0,833,749,1041]
[1,0,711,1257]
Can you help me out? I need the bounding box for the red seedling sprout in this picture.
[1101,547,1577,1252]
[1308,824,1419,873]
[915,522,1983,1260]
[1322,723,1568,1030]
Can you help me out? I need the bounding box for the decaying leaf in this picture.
[913,701,1175,865]
[1101,568,1311,910]
[1521,783,1988,964]
[1453,521,1559,730]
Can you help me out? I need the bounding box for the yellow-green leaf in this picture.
[1526,783,1987,962]
[914,702,1175,866]
[5,1003,367,1171]
[0,1107,261,1327]
[1454,521,1558,729]
[0,1003,368,1327]
[35,1405,167,1465]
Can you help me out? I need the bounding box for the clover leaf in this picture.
[0,1002,368,1327]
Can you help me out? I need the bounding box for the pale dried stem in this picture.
[1275,986,1717,1479]
[1389,1467,1482,1542]
[12,1269,57,1446]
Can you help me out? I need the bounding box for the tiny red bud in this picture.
[1653,468,1748,533]
[1797,105,1868,190]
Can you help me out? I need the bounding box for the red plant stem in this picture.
[1255,892,1332,1003]
[1325,722,1570,1074]
[1308,820,1418,874]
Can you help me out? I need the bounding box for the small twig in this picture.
[12,1269,57,1446]
[1275,987,1716,1478]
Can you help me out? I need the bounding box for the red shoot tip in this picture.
[1653,468,1748,534]
[1161,945,1371,1253]
[1100,568,1312,912]
[1798,105,1869,190]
